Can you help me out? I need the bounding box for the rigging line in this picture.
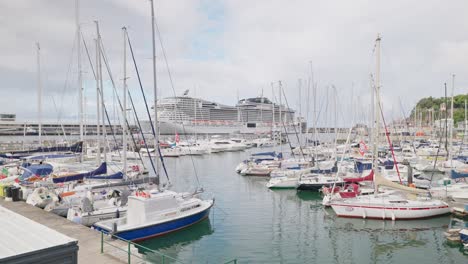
[128,88,159,180]
[153,14,201,187]
[82,35,147,172]
[96,41,122,152]
[271,82,295,159]
[126,30,170,182]
[56,32,78,135]
[398,97,418,155]
[280,86,305,160]
[99,38,122,128]
[372,82,403,184]
[430,98,446,182]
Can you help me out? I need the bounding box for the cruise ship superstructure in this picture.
[144,94,304,135]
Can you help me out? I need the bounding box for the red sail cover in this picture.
[343,170,374,183]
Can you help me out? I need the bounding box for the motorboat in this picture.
[93,189,214,242]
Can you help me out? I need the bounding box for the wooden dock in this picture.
[0,199,147,263]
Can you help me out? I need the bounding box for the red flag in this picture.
[359,140,368,156]
[175,133,180,144]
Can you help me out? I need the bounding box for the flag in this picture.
[359,140,368,156]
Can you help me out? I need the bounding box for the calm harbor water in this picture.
[139,146,468,264]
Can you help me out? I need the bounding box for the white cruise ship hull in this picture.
[143,120,301,135]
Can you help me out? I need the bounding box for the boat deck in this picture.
[0,199,147,263]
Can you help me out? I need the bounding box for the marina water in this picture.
[137,145,468,264]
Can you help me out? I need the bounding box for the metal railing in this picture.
[100,231,238,264]
[100,231,185,264]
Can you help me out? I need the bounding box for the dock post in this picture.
[128,242,131,264]
[100,232,104,254]
[162,255,165,264]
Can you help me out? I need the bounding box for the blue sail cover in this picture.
[252,151,277,157]
[0,141,83,159]
[87,171,124,180]
[20,164,54,181]
[451,169,468,179]
[52,162,107,183]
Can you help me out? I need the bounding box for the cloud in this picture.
[1,0,467,127]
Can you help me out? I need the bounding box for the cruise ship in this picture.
[143,93,305,135]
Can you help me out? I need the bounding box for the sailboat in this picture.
[93,2,213,241]
[329,35,450,220]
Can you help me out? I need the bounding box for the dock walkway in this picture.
[0,200,146,263]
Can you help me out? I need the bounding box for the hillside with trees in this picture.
[411,94,467,124]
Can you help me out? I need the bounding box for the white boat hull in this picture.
[330,197,450,220]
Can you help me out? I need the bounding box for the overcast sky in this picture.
[1,0,467,127]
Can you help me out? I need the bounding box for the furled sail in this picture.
[374,173,428,195]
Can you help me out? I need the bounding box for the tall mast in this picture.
[465,99,467,140]
[94,36,101,164]
[279,80,283,148]
[298,78,302,144]
[310,61,317,149]
[449,74,455,162]
[122,27,128,177]
[150,0,160,184]
[373,34,381,194]
[76,0,83,143]
[271,82,275,134]
[36,42,42,146]
[444,83,448,156]
[96,21,106,163]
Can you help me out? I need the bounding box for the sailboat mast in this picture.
[279,81,283,147]
[150,0,160,184]
[36,42,42,146]
[449,74,455,162]
[373,34,382,194]
[271,82,275,134]
[96,22,107,163]
[76,0,83,143]
[94,36,101,164]
[122,27,128,177]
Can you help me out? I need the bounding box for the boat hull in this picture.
[330,203,450,220]
[97,206,211,242]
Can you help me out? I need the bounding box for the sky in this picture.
[1,0,467,127]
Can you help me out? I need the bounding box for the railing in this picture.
[100,231,238,264]
[100,231,185,264]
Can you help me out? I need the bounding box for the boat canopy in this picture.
[20,164,54,180]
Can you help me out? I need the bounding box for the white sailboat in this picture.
[329,34,450,220]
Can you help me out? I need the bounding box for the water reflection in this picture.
[136,144,468,263]
[138,219,214,261]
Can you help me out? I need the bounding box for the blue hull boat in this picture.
[93,190,214,242]
[97,206,211,242]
